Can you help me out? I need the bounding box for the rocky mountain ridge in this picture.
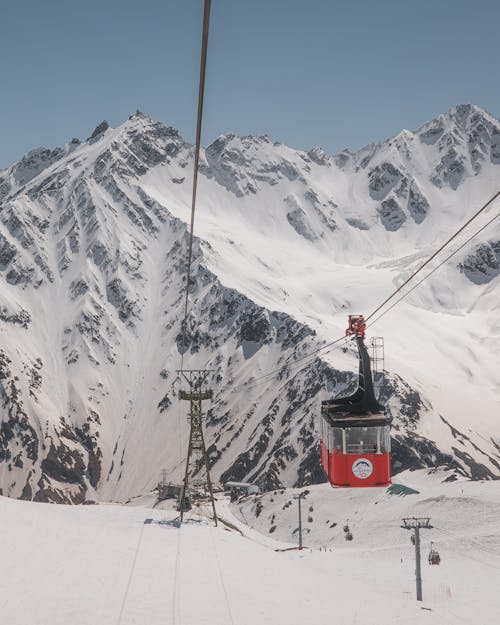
[0,104,499,503]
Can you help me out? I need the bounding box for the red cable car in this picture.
[319,315,391,488]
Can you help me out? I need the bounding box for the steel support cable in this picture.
[115,521,146,625]
[230,190,500,394]
[233,335,348,390]
[230,191,499,392]
[175,0,211,532]
[271,207,500,406]
[180,0,212,367]
[365,189,500,323]
[231,335,349,391]
[433,525,500,571]
[367,210,500,330]
[434,514,500,554]
[231,199,497,394]
[232,202,497,393]
[232,335,351,392]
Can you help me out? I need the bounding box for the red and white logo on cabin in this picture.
[352,458,373,479]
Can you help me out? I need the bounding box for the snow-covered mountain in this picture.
[0,104,499,503]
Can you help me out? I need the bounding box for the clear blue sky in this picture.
[1,0,499,168]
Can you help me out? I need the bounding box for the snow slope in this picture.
[1,470,499,624]
[0,105,499,503]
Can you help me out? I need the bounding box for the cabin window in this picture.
[379,425,391,453]
[344,425,390,454]
[331,427,344,454]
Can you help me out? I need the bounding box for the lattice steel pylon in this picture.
[177,369,217,525]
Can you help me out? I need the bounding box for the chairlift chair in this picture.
[428,542,441,565]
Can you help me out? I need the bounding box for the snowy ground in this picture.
[1,469,499,625]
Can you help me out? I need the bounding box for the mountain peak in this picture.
[448,102,484,118]
[87,120,110,142]
[128,109,148,121]
[437,103,498,131]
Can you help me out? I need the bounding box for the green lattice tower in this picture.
[177,369,217,525]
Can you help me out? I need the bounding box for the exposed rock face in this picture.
[377,198,406,232]
[459,240,500,284]
[88,121,110,142]
[408,182,429,223]
[203,133,304,197]
[369,163,403,201]
[285,194,317,241]
[368,163,430,230]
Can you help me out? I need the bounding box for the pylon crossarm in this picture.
[179,390,213,401]
[401,517,432,529]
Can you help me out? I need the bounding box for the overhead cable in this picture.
[181,0,212,363]
[365,189,500,322]
[232,191,500,391]
[367,210,500,329]
[232,335,350,392]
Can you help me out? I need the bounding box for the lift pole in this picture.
[295,492,305,550]
[401,517,432,601]
[178,369,217,525]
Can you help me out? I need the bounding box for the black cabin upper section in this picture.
[321,336,387,427]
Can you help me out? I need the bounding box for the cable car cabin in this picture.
[319,316,391,488]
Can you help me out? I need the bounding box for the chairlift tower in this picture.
[177,369,217,525]
[294,492,305,550]
[401,517,433,601]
